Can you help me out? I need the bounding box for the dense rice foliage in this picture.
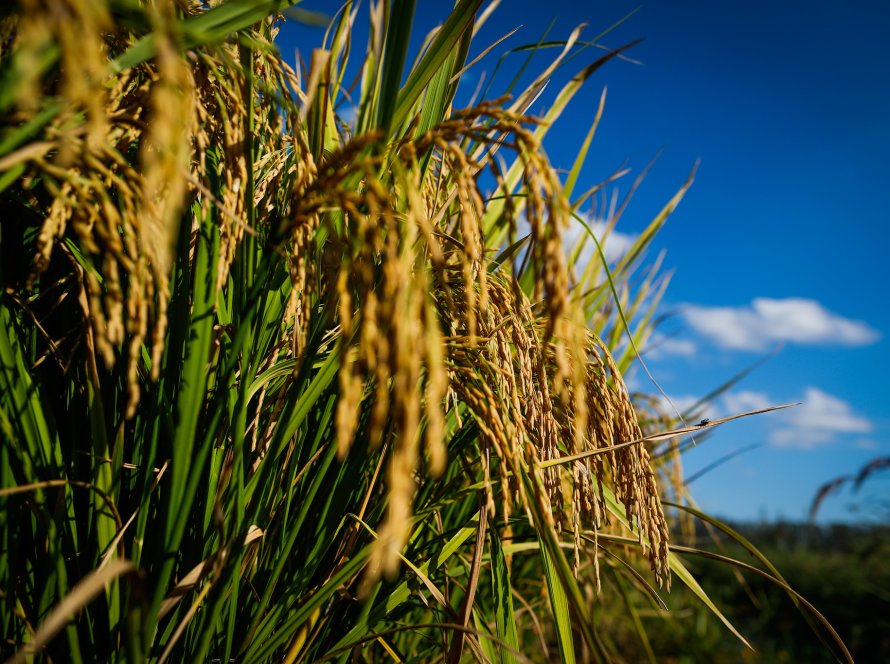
[0,1,854,662]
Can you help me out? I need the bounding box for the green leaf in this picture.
[668,550,753,650]
[539,538,576,664]
[599,485,752,651]
[489,527,519,664]
[113,0,299,73]
[330,517,480,654]
[390,0,482,133]
[377,0,416,133]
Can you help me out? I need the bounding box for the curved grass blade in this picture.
[664,501,850,659]
[489,526,519,664]
[540,402,799,469]
[539,540,577,664]
[112,0,300,73]
[595,500,752,652]
[390,0,483,133]
[7,560,137,664]
[668,544,853,664]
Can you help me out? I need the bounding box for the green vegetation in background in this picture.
[624,523,889,663]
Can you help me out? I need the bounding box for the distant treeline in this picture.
[721,520,890,552]
[643,520,890,663]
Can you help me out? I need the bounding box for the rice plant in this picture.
[0,1,853,662]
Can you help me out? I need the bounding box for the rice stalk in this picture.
[0,2,840,662]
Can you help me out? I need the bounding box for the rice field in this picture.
[0,1,854,662]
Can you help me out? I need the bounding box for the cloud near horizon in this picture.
[655,393,703,417]
[654,387,874,451]
[771,387,873,449]
[681,298,880,351]
[720,387,872,450]
[722,390,773,416]
[646,331,698,359]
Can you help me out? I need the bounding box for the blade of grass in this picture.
[521,468,608,663]
[563,87,607,201]
[540,403,799,469]
[330,517,480,654]
[489,526,519,664]
[596,491,753,651]
[667,543,853,664]
[390,0,482,133]
[377,0,416,133]
[539,540,576,664]
[446,496,487,663]
[613,567,657,664]
[147,206,220,639]
[7,560,136,664]
[112,0,300,73]
[664,501,847,658]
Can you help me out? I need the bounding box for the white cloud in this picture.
[770,387,872,450]
[681,298,880,351]
[564,217,637,267]
[722,390,772,415]
[714,387,873,450]
[655,393,705,417]
[770,427,835,449]
[666,389,773,423]
[646,332,697,359]
[855,439,879,451]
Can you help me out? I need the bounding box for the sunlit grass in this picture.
[0,1,853,662]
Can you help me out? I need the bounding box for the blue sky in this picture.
[281,1,890,523]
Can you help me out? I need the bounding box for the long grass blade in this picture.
[7,560,136,664]
[489,527,519,664]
